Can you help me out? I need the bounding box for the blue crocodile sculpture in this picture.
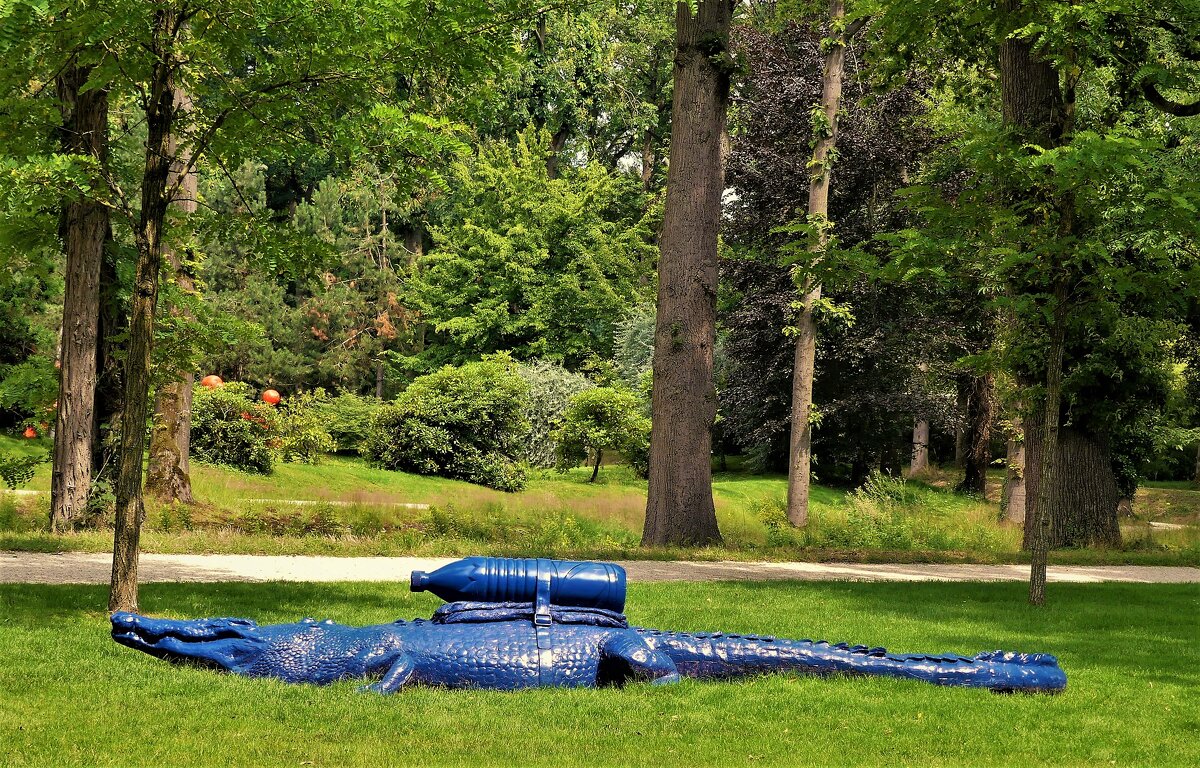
[111,601,1066,693]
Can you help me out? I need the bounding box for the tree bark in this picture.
[641,0,733,547]
[94,242,124,481]
[546,125,571,179]
[1053,429,1121,546]
[111,8,180,613]
[1024,417,1122,550]
[145,84,196,505]
[1001,416,1026,524]
[1025,288,1066,606]
[953,377,968,467]
[998,0,1068,605]
[641,130,657,191]
[910,418,929,476]
[590,449,602,482]
[50,60,109,533]
[787,0,854,528]
[1193,442,1200,487]
[955,372,994,495]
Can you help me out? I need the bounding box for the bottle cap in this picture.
[410,571,430,592]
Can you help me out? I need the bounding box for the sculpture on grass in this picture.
[111,556,1066,693]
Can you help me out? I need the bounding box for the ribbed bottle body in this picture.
[410,557,626,612]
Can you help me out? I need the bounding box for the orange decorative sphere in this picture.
[261,389,281,405]
[200,375,224,389]
[23,426,37,439]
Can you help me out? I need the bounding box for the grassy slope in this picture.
[3,435,1198,563]
[1,580,1196,767]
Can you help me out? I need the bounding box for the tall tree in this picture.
[145,85,197,504]
[50,56,109,532]
[786,1,868,526]
[641,0,734,547]
[721,21,935,482]
[876,0,1200,603]
[99,0,543,611]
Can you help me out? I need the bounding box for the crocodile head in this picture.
[111,612,267,671]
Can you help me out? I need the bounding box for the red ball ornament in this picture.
[200,375,224,389]
[23,426,37,439]
[261,389,281,405]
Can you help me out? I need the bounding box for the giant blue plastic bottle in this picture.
[410,557,627,612]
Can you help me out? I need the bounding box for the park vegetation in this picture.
[1,0,1199,610]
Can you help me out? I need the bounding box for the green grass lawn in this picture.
[1,580,1196,766]
[3,435,1199,564]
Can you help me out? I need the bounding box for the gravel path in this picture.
[3,551,1198,585]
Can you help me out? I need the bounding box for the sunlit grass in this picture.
[3,435,1198,564]
[1,580,1196,767]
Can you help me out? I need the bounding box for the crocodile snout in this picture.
[110,612,266,672]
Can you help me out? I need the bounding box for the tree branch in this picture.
[1142,81,1200,116]
[844,15,871,41]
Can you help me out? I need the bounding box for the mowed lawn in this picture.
[2,581,1197,766]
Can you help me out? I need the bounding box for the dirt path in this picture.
[3,551,1198,585]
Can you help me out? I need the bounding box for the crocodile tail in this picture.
[637,629,1067,693]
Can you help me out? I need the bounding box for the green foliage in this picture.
[275,389,337,465]
[407,130,657,369]
[0,449,44,489]
[324,393,383,455]
[553,387,651,480]
[611,303,656,389]
[363,356,531,491]
[190,383,277,474]
[516,361,595,469]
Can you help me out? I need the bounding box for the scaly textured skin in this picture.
[111,602,1066,693]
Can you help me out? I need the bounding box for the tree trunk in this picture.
[1024,417,1122,549]
[590,449,602,482]
[955,372,994,495]
[910,419,929,476]
[1053,429,1121,547]
[641,0,733,547]
[787,283,820,526]
[1193,442,1200,487]
[94,238,123,481]
[1001,417,1026,524]
[953,377,968,467]
[145,84,196,505]
[1025,289,1066,606]
[546,125,571,180]
[786,0,854,528]
[641,130,657,191]
[403,222,424,264]
[998,0,1068,605]
[111,9,179,613]
[50,60,108,533]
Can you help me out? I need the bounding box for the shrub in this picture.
[363,356,531,491]
[553,387,651,481]
[191,382,276,473]
[612,304,655,389]
[517,361,595,468]
[276,388,337,464]
[325,392,383,454]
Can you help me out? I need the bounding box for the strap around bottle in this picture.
[534,559,554,684]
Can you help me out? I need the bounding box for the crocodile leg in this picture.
[599,632,680,686]
[362,653,416,694]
